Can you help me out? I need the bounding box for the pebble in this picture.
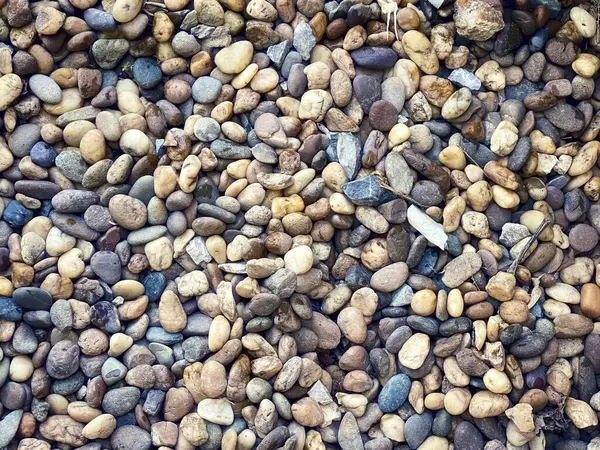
[378,374,411,412]
[0,410,22,447]
[30,142,57,168]
[405,413,433,449]
[28,74,62,104]
[132,58,162,89]
[454,421,484,450]
[13,287,52,310]
[192,77,222,103]
[111,426,151,450]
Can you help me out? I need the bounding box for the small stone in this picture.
[351,47,398,69]
[197,399,234,425]
[28,74,62,104]
[442,253,482,288]
[293,21,316,60]
[454,0,504,41]
[448,69,482,91]
[133,58,162,89]
[13,287,52,310]
[338,412,364,450]
[111,426,151,450]
[0,410,23,447]
[378,374,411,412]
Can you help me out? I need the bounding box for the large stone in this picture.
[454,0,504,41]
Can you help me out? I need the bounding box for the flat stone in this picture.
[454,421,484,450]
[448,68,482,91]
[405,413,433,449]
[442,253,483,288]
[407,205,448,250]
[192,76,222,103]
[13,287,52,310]
[56,106,101,127]
[385,152,413,195]
[91,251,121,284]
[111,425,151,450]
[0,410,23,447]
[52,190,99,213]
[92,39,130,69]
[351,47,398,69]
[293,21,316,60]
[14,180,61,199]
[544,103,586,132]
[337,133,361,180]
[55,150,89,182]
[338,412,364,450]
[102,387,141,416]
[210,139,252,159]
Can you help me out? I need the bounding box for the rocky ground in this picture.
[0,0,600,448]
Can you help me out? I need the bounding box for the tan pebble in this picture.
[158,290,186,333]
[291,397,324,427]
[483,368,512,394]
[380,414,405,442]
[81,414,116,439]
[208,315,231,352]
[411,289,437,316]
[337,306,367,343]
[398,333,430,370]
[468,390,510,418]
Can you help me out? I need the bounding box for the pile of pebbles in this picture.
[3,0,600,448]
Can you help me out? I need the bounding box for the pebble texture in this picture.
[0,0,598,449]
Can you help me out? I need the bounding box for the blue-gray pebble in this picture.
[377,374,410,412]
[133,58,163,89]
[405,413,433,449]
[192,76,222,103]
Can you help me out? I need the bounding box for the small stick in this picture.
[508,218,551,274]
[375,173,430,209]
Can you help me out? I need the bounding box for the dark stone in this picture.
[432,410,452,436]
[102,387,141,416]
[504,79,544,101]
[454,421,484,450]
[544,103,585,132]
[406,316,439,335]
[494,23,522,56]
[564,189,589,222]
[46,340,80,379]
[14,180,61,199]
[110,425,151,450]
[439,318,472,336]
[90,301,121,333]
[2,201,33,227]
[510,332,548,357]
[353,75,381,113]
[378,374,411,412]
[351,47,398,69]
[257,426,290,450]
[194,177,220,204]
[405,413,433,449]
[13,287,52,310]
[410,181,443,206]
[0,297,23,320]
[342,175,396,206]
[507,137,531,172]
[143,272,166,302]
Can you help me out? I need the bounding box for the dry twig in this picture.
[508,218,551,274]
[375,172,430,209]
